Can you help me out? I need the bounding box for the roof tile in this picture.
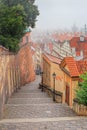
[64,57,79,77]
[45,53,61,64]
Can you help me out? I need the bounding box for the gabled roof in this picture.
[70,37,87,50]
[76,60,87,74]
[70,36,87,58]
[43,53,61,64]
[49,43,53,53]
[60,57,79,77]
[51,32,82,43]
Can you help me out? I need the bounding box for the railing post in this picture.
[52,72,56,102]
[40,71,44,92]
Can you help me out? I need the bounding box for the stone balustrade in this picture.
[73,99,87,116]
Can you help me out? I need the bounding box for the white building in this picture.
[52,40,73,59]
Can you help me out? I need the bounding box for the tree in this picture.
[1,0,39,28]
[76,72,87,106]
[0,0,39,52]
[0,4,26,52]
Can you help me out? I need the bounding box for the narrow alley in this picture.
[0,76,87,130]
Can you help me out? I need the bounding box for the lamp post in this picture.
[52,72,56,101]
[40,71,44,92]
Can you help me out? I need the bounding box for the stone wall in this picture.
[17,44,35,85]
[0,53,20,119]
[73,100,87,116]
[0,44,35,119]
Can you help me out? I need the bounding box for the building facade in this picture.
[70,36,87,60]
[42,53,87,108]
[52,40,73,59]
[42,53,64,102]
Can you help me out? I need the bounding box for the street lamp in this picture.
[52,72,56,101]
[40,71,44,92]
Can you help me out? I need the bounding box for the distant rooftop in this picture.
[60,56,87,77]
[44,53,61,64]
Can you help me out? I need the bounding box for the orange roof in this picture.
[70,36,87,58]
[44,53,61,64]
[61,57,87,77]
[31,50,35,55]
[51,32,82,43]
[65,57,79,77]
[60,57,79,77]
[70,37,87,47]
[49,43,53,52]
[76,60,87,74]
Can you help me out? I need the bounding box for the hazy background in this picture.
[34,0,87,31]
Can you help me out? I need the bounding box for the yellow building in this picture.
[42,53,64,103]
[42,54,84,108]
[60,57,79,107]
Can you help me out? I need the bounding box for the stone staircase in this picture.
[0,76,87,130]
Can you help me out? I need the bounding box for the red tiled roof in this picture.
[64,57,79,77]
[51,33,72,42]
[70,37,87,47]
[51,32,82,43]
[31,50,35,55]
[70,37,87,57]
[76,60,87,74]
[61,57,87,77]
[60,57,80,77]
[45,53,61,64]
[49,43,53,52]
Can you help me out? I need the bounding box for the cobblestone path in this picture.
[0,76,87,130]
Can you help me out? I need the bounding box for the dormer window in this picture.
[80,35,85,42]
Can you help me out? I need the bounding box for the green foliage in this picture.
[76,72,87,106]
[0,4,26,36]
[0,35,19,52]
[1,0,39,27]
[0,4,26,52]
[0,0,39,52]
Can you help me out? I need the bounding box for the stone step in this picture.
[0,117,87,130]
[18,89,42,93]
[0,116,85,123]
[4,104,77,119]
[11,92,50,98]
[2,76,84,130]
[20,86,39,90]
[7,98,53,104]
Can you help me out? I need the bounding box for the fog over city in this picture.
[34,0,87,31]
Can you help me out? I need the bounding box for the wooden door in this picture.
[65,86,70,105]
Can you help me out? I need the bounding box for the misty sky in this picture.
[34,0,87,30]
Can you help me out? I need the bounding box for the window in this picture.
[26,36,28,43]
